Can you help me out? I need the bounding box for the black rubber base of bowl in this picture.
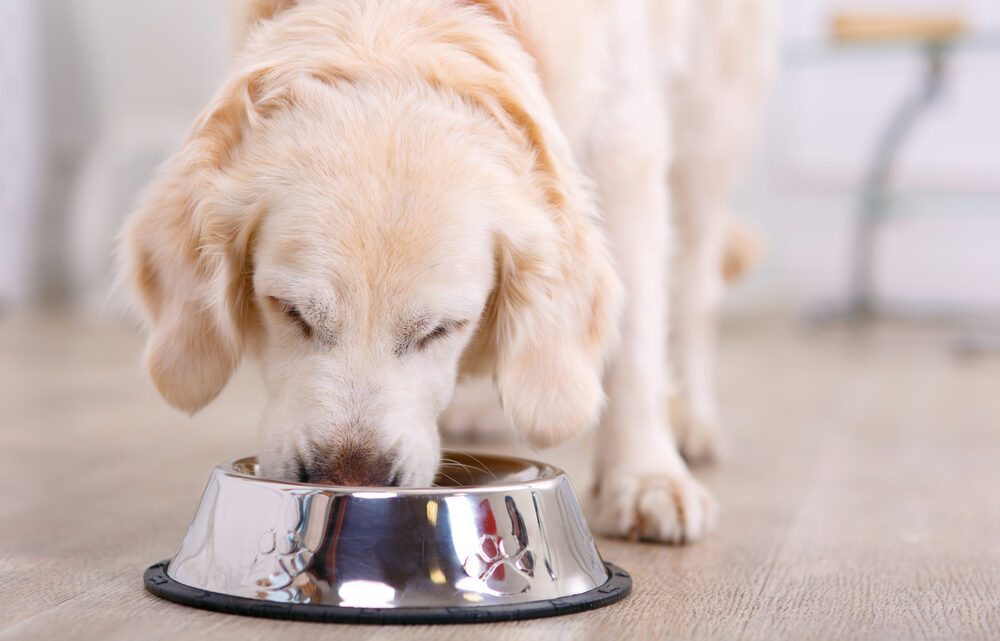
[144,560,631,624]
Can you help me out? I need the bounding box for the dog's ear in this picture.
[121,78,266,414]
[244,0,298,24]
[448,31,624,448]
[484,204,622,449]
[229,0,298,50]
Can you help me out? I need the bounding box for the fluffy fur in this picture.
[122,0,772,542]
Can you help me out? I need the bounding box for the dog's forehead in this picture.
[261,194,491,269]
[254,195,495,321]
[248,82,505,315]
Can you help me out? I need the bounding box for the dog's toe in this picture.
[589,469,717,544]
[672,399,726,465]
[677,416,726,464]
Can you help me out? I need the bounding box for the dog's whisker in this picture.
[438,462,478,484]
[440,457,478,471]
[438,458,496,485]
[459,453,497,479]
[434,470,461,487]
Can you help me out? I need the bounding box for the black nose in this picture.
[300,442,398,487]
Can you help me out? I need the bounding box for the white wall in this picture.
[2,0,998,315]
[8,0,229,308]
[0,1,43,307]
[730,0,1000,315]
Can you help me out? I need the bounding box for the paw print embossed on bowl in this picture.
[460,494,539,595]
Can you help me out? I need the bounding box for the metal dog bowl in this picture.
[144,452,631,623]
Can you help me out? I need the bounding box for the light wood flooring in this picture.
[2,312,999,640]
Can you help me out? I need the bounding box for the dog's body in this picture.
[123,0,772,543]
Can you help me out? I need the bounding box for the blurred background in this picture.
[2,0,998,324]
[4,4,1000,636]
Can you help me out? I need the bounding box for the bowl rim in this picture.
[217,451,570,497]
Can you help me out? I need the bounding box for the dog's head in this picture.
[122,6,621,486]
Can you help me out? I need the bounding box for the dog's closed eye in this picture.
[417,323,454,351]
[395,319,469,356]
[267,296,312,339]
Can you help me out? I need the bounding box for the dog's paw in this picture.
[671,397,726,465]
[439,378,509,442]
[589,469,717,544]
[675,413,725,464]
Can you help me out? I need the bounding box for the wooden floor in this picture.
[2,312,999,640]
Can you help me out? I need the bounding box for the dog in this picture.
[121,0,773,543]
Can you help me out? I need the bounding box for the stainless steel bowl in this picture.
[145,452,631,624]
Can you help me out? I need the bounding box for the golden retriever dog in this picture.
[122,0,772,543]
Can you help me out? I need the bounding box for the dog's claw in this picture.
[589,470,717,544]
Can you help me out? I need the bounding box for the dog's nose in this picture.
[301,442,398,487]
[307,467,398,487]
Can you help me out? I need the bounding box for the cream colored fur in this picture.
[122,0,772,542]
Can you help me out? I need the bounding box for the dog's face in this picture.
[122,22,621,487]
[250,92,500,484]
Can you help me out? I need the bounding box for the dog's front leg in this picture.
[584,86,716,544]
[670,171,728,463]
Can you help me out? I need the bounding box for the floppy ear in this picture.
[485,201,622,448]
[121,78,264,414]
[444,26,624,448]
[229,0,298,50]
